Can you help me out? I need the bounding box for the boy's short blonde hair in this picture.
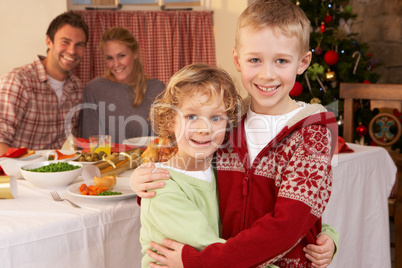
[236,0,311,54]
[150,64,243,142]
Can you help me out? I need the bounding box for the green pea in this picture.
[97,191,122,196]
[23,162,80,172]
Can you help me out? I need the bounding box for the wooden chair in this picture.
[340,82,402,268]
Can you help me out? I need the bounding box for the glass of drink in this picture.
[89,135,111,156]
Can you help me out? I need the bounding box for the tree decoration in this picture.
[308,63,324,80]
[339,18,353,35]
[344,5,352,13]
[290,0,380,132]
[320,22,326,33]
[307,63,327,93]
[337,115,344,127]
[315,46,323,55]
[324,14,333,23]
[352,51,361,74]
[356,123,368,137]
[290,81,303,97]
[304,72,312,93]
[324,50,339,65]
[310,98,321,104]
[325,69,336,81]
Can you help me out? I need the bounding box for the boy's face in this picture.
[233,26,311,115]
[171,92,228,171]
[46,24,86,80]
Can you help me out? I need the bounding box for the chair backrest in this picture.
[340,83,402,146]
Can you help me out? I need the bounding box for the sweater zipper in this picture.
[241,168,250,230]
[242,170,249,196]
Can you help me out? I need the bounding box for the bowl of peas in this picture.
[20,161,83,189]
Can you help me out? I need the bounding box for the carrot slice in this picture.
[55,149,77,160]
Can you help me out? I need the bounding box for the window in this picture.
[70,0,205,9]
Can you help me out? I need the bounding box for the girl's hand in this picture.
[147,239,185,268]
[129,162,170,198]
[303,234,335,268]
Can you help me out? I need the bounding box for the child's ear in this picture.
[297,51,312,75]
[232,47,242,72]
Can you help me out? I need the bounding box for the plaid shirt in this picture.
[0,55,84,150]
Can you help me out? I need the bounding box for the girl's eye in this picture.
[276,59,287,64]
[250,58,260,63]
[119,54,126,58]
[187,115,197,120]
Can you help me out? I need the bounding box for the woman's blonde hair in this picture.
[99,26,148,107]
[236,0,311,54]
[151,64,243,143]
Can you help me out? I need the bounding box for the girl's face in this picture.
[170,92,228,171]
[233,26,311,115]
[103,40,137,84]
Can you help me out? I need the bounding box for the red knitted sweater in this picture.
[182,106,337,268]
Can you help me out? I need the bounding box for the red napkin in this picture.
[74,137,137,153]
[0,147,29,175]
[335,136,354,154]
[0,147,28,158]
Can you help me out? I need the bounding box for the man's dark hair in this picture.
[46,11,89,43]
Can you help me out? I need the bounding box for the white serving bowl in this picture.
[0,154,46,179]
[20,161,83,189]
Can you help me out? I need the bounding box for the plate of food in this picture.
[72,151,104,165]
[36,149,81,162]
[66,176,136,201]
[123,136,155,148]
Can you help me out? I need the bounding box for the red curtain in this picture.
[74,10,216,86]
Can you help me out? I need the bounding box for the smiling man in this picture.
[0,11,89,155]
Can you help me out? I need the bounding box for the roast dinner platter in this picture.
[67,181,136,201]
[1,137,178,199]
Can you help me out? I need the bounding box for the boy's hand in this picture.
[303,234,335,268]
[147,239,184,268]
[129,162,170,198]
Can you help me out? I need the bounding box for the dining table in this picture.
[323,143,397,268]
[1,142,397,268]
[0,169,143,268]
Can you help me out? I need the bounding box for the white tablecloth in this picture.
[0,171,142,268]
[1,144,397,268]
[323,143,397,268]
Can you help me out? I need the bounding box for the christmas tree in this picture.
[290,0,381,141]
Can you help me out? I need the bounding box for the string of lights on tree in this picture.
[288,0,400,148]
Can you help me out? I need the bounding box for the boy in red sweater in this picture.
[131,0,338,267]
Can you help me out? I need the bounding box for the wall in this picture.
[0,0,67,76]
[349,0,402,84]
[212,0,248,97]
[2,0,397,87]
[0,0,249,95]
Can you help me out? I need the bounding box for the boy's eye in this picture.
[211,116,223,122]
[250,58,260,63]
[276,59,287,64]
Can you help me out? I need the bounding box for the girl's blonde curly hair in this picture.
[150,64,243,143]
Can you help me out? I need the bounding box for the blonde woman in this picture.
[80,26,165,143]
